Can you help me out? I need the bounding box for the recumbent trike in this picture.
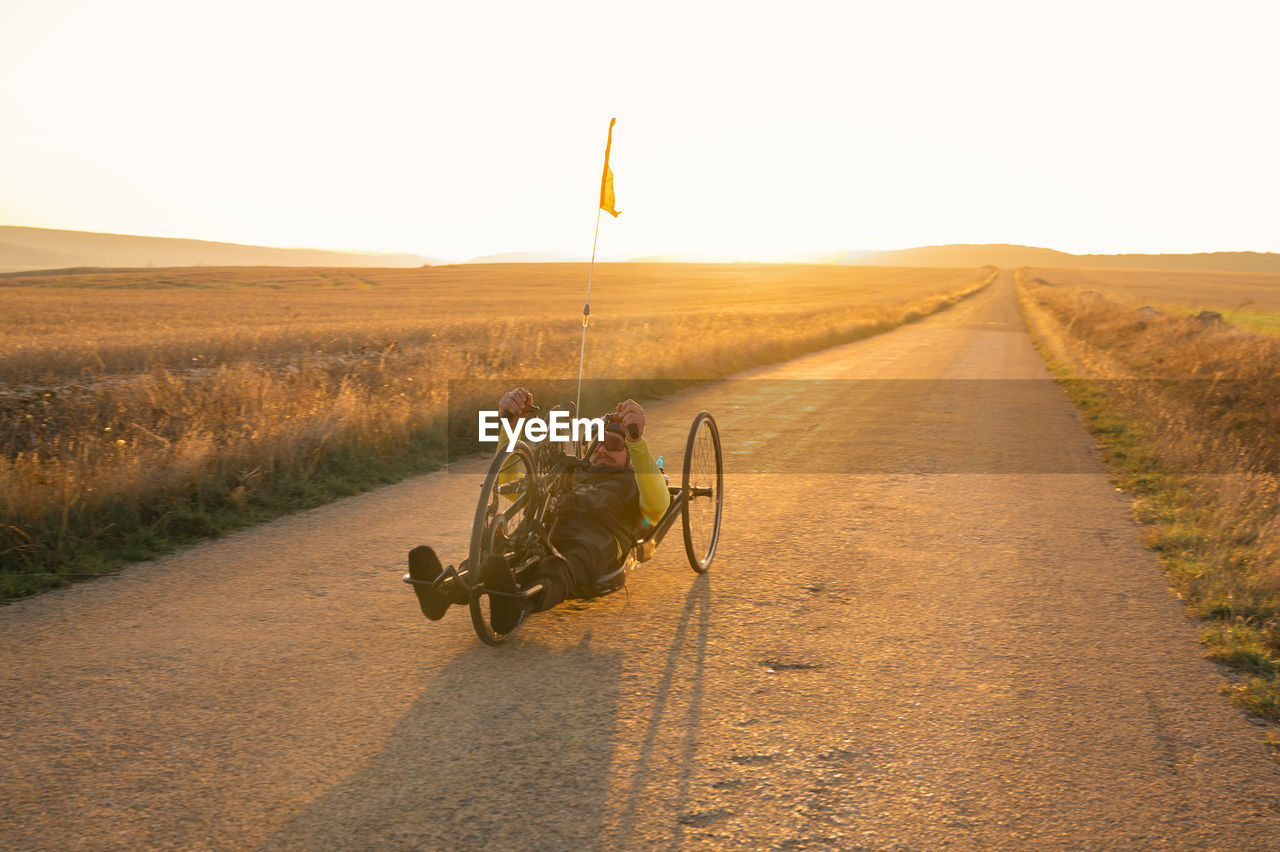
[404,404,724,645]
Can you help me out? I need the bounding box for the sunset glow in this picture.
[1,0,1277,261]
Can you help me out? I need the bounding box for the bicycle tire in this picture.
[681,411,723,573]
[468,443,538,645]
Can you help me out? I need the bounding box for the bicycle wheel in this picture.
[468,443,538,645]
[681,411,723,573]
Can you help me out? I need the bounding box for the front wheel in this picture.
[468,443,538,645]
[681,411,723,573]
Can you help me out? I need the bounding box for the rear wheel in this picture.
[681,411,723,573]
[468,443,538,645]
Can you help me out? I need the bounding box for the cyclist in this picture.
[408,387,670,633]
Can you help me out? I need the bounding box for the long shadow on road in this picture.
[266,575,714,851]
[263,635,622,851]
[608,573,712,848]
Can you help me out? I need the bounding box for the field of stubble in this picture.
[0,262,992,596]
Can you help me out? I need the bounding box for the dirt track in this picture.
[3,272,1278,850]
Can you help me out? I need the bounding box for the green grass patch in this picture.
[1220,310,1280,336]
[1157,304,1280,336]
[1223,676,1280,723]
[1203,622,1278,673]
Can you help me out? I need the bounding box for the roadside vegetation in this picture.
[1022,266,1280,337]
[1,262,993,598]
[1197,309,1280,337]
[1018,269,1280,723]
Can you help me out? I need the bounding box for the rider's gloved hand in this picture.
[499,387,533,421]
[615,399,645,440]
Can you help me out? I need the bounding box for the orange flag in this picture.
[599,117,620,217]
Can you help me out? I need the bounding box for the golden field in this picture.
[1018,269,1280,720]
[0,262,992,595]
[1023,266,1280,334]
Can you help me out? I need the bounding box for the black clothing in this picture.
[551,465,641,590]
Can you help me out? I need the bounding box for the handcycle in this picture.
[405,404,724,645]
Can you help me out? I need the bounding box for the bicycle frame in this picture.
[484,450,687,598]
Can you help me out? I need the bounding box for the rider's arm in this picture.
[627,437,670,528]
[493,387,532,498]
[494,443,523,497]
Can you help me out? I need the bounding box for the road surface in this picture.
[3,272,1278,850]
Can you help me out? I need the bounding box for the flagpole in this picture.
[575,206,603,414]
[576,117,617,416]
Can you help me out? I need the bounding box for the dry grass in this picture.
[0,264,981,381]
[1018,268,1280,721]
[1022,266,1280,328]
[1,262,993,596]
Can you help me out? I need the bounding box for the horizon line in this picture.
[2,222,1278,265]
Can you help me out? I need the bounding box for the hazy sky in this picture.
[2,0,1277,261]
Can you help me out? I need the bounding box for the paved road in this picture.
[3,272,1278,850]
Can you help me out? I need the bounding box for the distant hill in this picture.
[7,228,1276,275]
[634,250,848,264]
[842,244,1280,274]
[0,226,434,273]
[462,250,587,263]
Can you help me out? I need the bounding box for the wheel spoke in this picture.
[499,492,529,519]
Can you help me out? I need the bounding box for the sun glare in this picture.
[1,0,1278,260]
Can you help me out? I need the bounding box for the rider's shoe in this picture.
[481,554,529,634]
[408,546,452,621]
[529,555,570,612]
